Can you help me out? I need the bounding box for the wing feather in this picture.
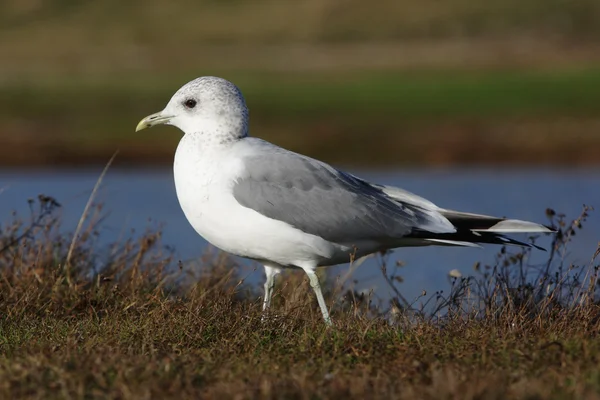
[232,145,454,244]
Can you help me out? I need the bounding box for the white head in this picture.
[136,76,249,141]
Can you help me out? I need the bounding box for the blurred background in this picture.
[1,0,599,301]
[1,0,600,167]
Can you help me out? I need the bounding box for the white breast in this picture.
[172,133,350,268]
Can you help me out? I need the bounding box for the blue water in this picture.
[1,167,598,306]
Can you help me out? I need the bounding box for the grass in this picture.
[0,193,599,398]
[2,0,600,76]
[2,1,600,168]
[1,68,600,168]
[3,0,599,42]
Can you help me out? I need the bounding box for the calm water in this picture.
[1,167,598,305]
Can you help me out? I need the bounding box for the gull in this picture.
[136,76,553,325]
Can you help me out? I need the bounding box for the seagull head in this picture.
[136,76,249,140]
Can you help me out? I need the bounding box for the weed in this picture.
[0,197,599,398]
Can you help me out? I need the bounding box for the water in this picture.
[1,167,598,307]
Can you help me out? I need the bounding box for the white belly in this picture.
[172,135,354,268]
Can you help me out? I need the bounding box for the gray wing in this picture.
[232,146,454,244]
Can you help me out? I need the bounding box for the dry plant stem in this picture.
[65,150,118,286]
[332,252,371,305]
[0,195,59,256]
[378,251,411,309]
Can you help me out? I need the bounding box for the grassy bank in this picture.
[2,68,600,168]
[2,0,600,76]
[0,196,599,398]
[2,0,600,168]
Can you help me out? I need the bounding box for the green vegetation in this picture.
[0,196,599,398]
[1,0,600,167]
[1,68,600,167]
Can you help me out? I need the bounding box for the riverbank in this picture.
[0,199,598,399]
[1,68,599,168]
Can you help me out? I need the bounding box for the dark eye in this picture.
[184,99,197,109]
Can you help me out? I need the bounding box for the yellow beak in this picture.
[135,112,174,132]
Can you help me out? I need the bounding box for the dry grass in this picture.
[0,194,599,399]
[2,2,600,169]
[2,68,600,168]
[1,0,600,76]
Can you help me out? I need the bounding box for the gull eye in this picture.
[184,99,197,109]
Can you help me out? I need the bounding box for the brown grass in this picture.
[2,66,600,168]
[0,195,599,399]
[2,113,600,169]
[2,0,600,76]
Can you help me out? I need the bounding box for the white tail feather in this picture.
[473,219,553,233]
[425,239,483,248]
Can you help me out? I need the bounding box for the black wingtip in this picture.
[531,243,547,252]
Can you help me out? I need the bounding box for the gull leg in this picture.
[303,268,332,326]
[262,265,281,312]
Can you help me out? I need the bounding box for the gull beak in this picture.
[135,111,174,132]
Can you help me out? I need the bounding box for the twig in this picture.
[0,195,60,255]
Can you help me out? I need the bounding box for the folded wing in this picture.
[232,143,455,245]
